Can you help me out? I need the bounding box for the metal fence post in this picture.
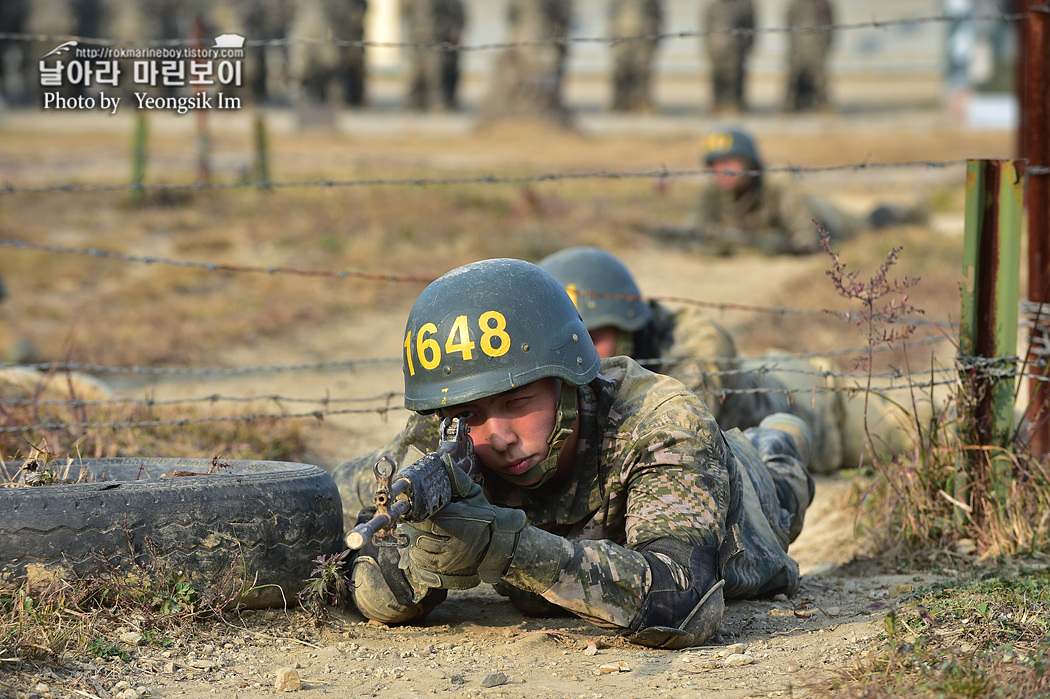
[959,160,1024,517]
[1020,5,1050,455]
[130,113,148,207]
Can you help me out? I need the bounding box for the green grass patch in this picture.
[825,566,1050,697]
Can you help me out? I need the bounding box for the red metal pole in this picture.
[1023,5,1050,455]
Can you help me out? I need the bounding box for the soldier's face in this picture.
[589,326,620,359]
[710,156,750,192]
[443,378,560,486]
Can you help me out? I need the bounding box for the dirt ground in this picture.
[0,106,1014,698]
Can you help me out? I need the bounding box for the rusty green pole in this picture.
[130,112,148,208]
[959,160,1024,519]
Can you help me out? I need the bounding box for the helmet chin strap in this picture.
[498,381,578,488]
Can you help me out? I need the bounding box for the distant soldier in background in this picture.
[608,0,662,113]
[288,0,367,108]
[0,0,29,104]
[478,0,573,126]
[682,126,926,256]
[702,0,755,114]
[208,0,294,105]
[404,0,466,112]
[782,0,834,112]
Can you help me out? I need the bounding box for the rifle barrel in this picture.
[345,496,412,550]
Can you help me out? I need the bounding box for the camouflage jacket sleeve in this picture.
[330,412,442,523]
[497,360,739,632]
[761,177,825,253]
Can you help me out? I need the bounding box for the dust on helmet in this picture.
[700,126,763,168]
[537,247,652,333]
[402,258,600,414]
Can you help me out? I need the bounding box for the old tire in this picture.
[0,458,344,609]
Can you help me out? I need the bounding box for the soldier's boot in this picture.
[759,412,812,470]
[868,202,929,229]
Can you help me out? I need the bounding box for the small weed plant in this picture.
[298,549,352,622]
[821,227,1050,559]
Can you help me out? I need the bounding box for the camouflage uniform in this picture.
[632,301,738,423]
[703,0,755,114]
[689,172,864,255]
[783,0,834,112]
[207,0,294,105]
[288,0,367,107]
[600,303,851,475]
[336,356,813,637]
[404,0,466,111]
[608,0,663,113]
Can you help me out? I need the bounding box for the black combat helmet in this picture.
[402,258,601,414]
[538,247,652,333]
[700,126,763,169]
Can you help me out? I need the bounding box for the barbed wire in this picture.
[0,11,1027,52]
[0,160,975,197]
[0,405,393,435]
[0,237,954,331]
[0,357,400,377]
[0,360,960,412]
[1,346,1018,415]
[0,239,437,285]
[9,351,1045,435]
[0,391,401,409]
[0,374,987,435]
[0,334,951,383]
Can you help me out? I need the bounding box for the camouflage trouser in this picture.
[784,51,830,112]
[611,41,658,111]
[708,50,748,112]
[720,425,813,598]
[720,352,917,474]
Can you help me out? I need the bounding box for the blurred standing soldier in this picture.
[478,0,573,126]
[703,0,755,115]
[405,0,466,112]
[609,0,663,113]
[208,0,295,105]
[288,0,368,108]
[782,0,834,112]
[0,0,28,105]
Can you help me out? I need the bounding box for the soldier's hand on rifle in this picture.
[401,489,527,590]
[349,509,448,624]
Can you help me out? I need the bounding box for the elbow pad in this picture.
[627,538,726,650]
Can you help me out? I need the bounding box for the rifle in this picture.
[344,416,482,550]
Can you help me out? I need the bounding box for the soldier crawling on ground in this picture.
[662,126,928,256]
[334,257,814,648]
[535,246,916,475]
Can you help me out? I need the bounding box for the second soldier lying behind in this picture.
[342,258,814,649]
